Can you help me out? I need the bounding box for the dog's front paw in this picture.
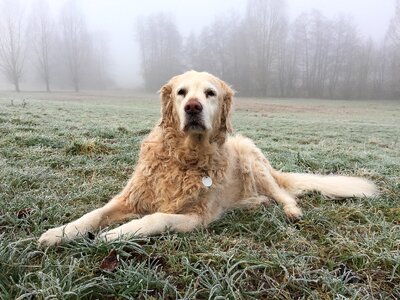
[38,226,66,248]
[284,205,303,219]
[99,229,121,242]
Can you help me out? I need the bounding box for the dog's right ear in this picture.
[210,79,234,145]
[219,80,234,134]
[158,82,176,128]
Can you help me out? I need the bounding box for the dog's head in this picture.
[159,71,233,144]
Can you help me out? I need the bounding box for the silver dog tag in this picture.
[202,176,213,187]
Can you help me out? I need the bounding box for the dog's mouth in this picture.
[183,116,206,133]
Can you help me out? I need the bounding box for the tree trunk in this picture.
[45,78,50,93]
[14,78,20,92]
[74,80,79,92]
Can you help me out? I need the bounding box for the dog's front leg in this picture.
[101,213,202,241]
[38,197,136,248]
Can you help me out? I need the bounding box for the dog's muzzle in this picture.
[183,99,206,132]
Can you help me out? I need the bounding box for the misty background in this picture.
[0,0,399,99]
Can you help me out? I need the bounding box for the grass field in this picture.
[0,91,399,299]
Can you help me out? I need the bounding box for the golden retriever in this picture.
[38,71,378,247]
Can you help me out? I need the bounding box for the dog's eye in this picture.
[205,89,216,98]
[177,88,187,97]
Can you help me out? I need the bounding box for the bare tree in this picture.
[307,11,332,98]
[188,16,236,80]
[245,0,288,96]
[60,0,90,92]
[281,21,301,97]
[0,0,26,92]
[385,0,400,98]
[354,38,374,99]
[136,13,183,91]
[183,32,201,70]
[30,0,56,92]
[387,0,400,46]
[326,16,360,99]
[289,11,334,98]
[85,31,114,89]
[275,19,290,97]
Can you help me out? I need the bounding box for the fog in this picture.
[0,0,399,99]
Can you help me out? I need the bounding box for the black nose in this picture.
[184,99,203,115]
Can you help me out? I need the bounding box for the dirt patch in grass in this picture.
[133,128,151,136]
[65,140,112,155]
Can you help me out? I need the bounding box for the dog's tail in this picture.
[272,170,378,198]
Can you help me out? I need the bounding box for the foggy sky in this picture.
[2,0,397,88]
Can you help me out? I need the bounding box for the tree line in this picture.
[2,0,399,99]
[137,0,400,100]
[0,0,113,92]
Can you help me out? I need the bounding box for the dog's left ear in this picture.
[213,79,234,145]
[220,79,234,134]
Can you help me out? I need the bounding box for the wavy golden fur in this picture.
[39,71,378,247]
